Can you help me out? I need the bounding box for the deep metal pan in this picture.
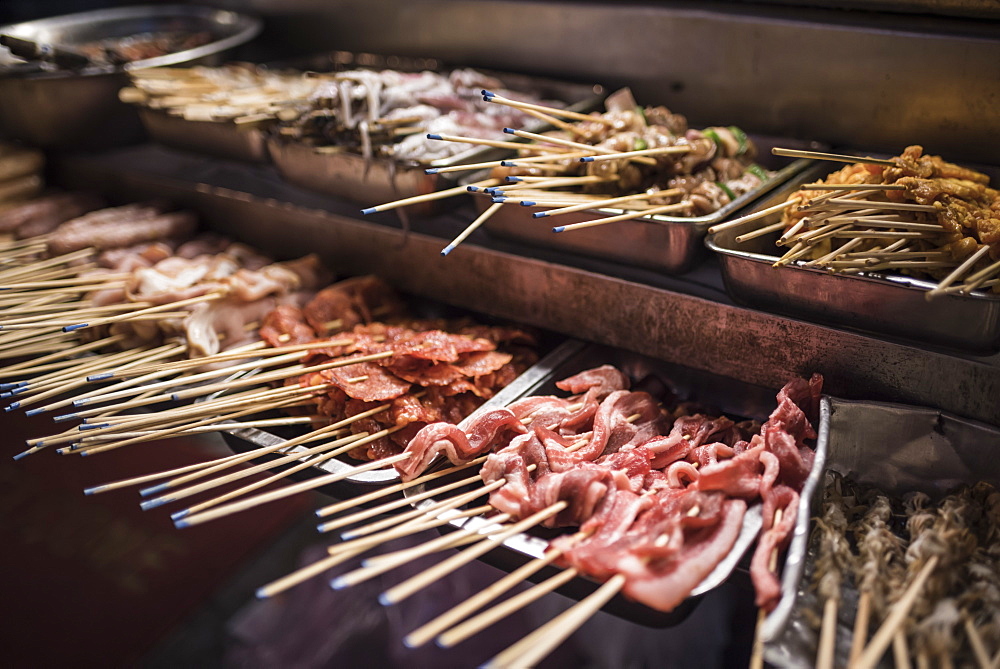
[475,136,818,274]
[404,341,829,627]
[139,108,271,163]
[267,61,604,217]
[706,162,1000,353]
[762,397,1000,668]
[0,5,262,149]
[219,332,580,489]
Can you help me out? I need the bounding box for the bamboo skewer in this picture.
[481,91,616,126]
[578,145,691,162]
[359,177,501,215]
[441,202,502,256]
[707,199,801,234]
[750,508,784,669]
[531,189,682,218]
[502,128,657,166]
[317,465,487,534]
[927,245,992,299]
[175,431,412,528]
[552,202,691,232]
[377,501,568,606]
[854,556,940,669]
[800,183,907,191]
[164,431,376,517]
[427,133,570,154]
[439,568,580,648]
[736,221,787,244]
[482,573,628,668]
[771,148,896,166]
[404,543,569,648]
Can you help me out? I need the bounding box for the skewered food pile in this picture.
[803,473,1000,669]
[258,277,540,461]
[122,63,568,163]
[732,146,1000,298]
[484,88,774,218]
[122,65,319,123]
[386,367,822,614]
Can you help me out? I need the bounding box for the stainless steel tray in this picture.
[139,108,271,163]
[0,5,262,149]
[220,335,581,487]
[478,136,818,274]
[404,341,829,626]
[267,66,603,216]
[706,162,1000,352]
[762,397,1000,668]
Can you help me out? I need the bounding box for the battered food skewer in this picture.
[552,202,692,233]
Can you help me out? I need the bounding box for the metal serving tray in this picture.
[403,341,829,626]
[762,397,1000,668]
[139,108,271,163]
[267,61,603,217]
[0,5,262,149]
[219,327,578,488]
[477,136,818,274]
[706,162,1000,353]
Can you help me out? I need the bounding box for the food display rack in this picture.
[53,145,1000,428]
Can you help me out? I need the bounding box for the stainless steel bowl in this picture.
[0,5,262,149]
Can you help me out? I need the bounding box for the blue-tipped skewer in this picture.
[502,127,516,135]
[83,485,104,495]
[139,482,168,497]
[424,167,439,174]
[12,449,32,461]
[24,407,47,417]
[580,156,596,163]
[174,518,191,529]
[426,133,443,140]
[519,201,537,207]
[440,244,457,257]
[140,496,173,511]
[481,89,496,98]
[87,371,114,382]
[5,402,20,412]
[170,509,190,521]
[360,207,377,215]
[505,176,523,183]
[62,323,89,332]
[500,160,517,167]
[491,197,508,204]
[553,225,567,233]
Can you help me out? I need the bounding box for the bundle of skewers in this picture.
[792,472,1000,669]
[216,363,823,667]
[121,64,319,125]
[361,88,775,255]
[711,146,1000,299]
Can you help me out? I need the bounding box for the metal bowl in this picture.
[0,5,262,149]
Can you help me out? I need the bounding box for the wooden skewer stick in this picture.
[175,434,412,528]
[482,573,627,668]
[333,512,513,590]
[821,198,938,213]
[162,431,376,516]
[405,542,569,648]
[502,128,657,166]
[854,555,939,669]
[78,417,330,443]
[736,221,787,244]
[100,338,351,380]
[706,199,801,234]
[482,91,616,126]
[256,505,493,599]
[578,145,691,162]
[800,183,907,191]
[425,158,526,175]
[318,465,487,534]
[927,245,992,300]
[439,568,580,648]
[441,202,503,256]
[963,615,992,669]
[58,291,225,332]
[499,151,596,164]
[496,175,615,193]
[314,456,486,519]
[0,334,123,377]
[771,148,896,166]
[0,272,129,291]
[520,106,589,137]
[360,178,500,215]
[532,189,682,218]
[553,202,691,232]
[427,133,571,154]
[76,391,316,457]
[338,478,505,540]
[378,501,568,606]
[84,451,256,495]
[750,508,784,669]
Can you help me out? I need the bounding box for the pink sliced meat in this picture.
[620,499,747,612]
[396,408,525,480]
[644,414,735,470]
[393,330,496,363]
[576,390,663,461]
[452,350,513,377]
[696,445,765,499]
[749,485,799,611]
[555,364,630,397]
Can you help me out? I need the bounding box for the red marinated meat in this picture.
[451,350,513,377]
[645,414,736,470]
[318,360,412,402]
[259,305,316,347]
